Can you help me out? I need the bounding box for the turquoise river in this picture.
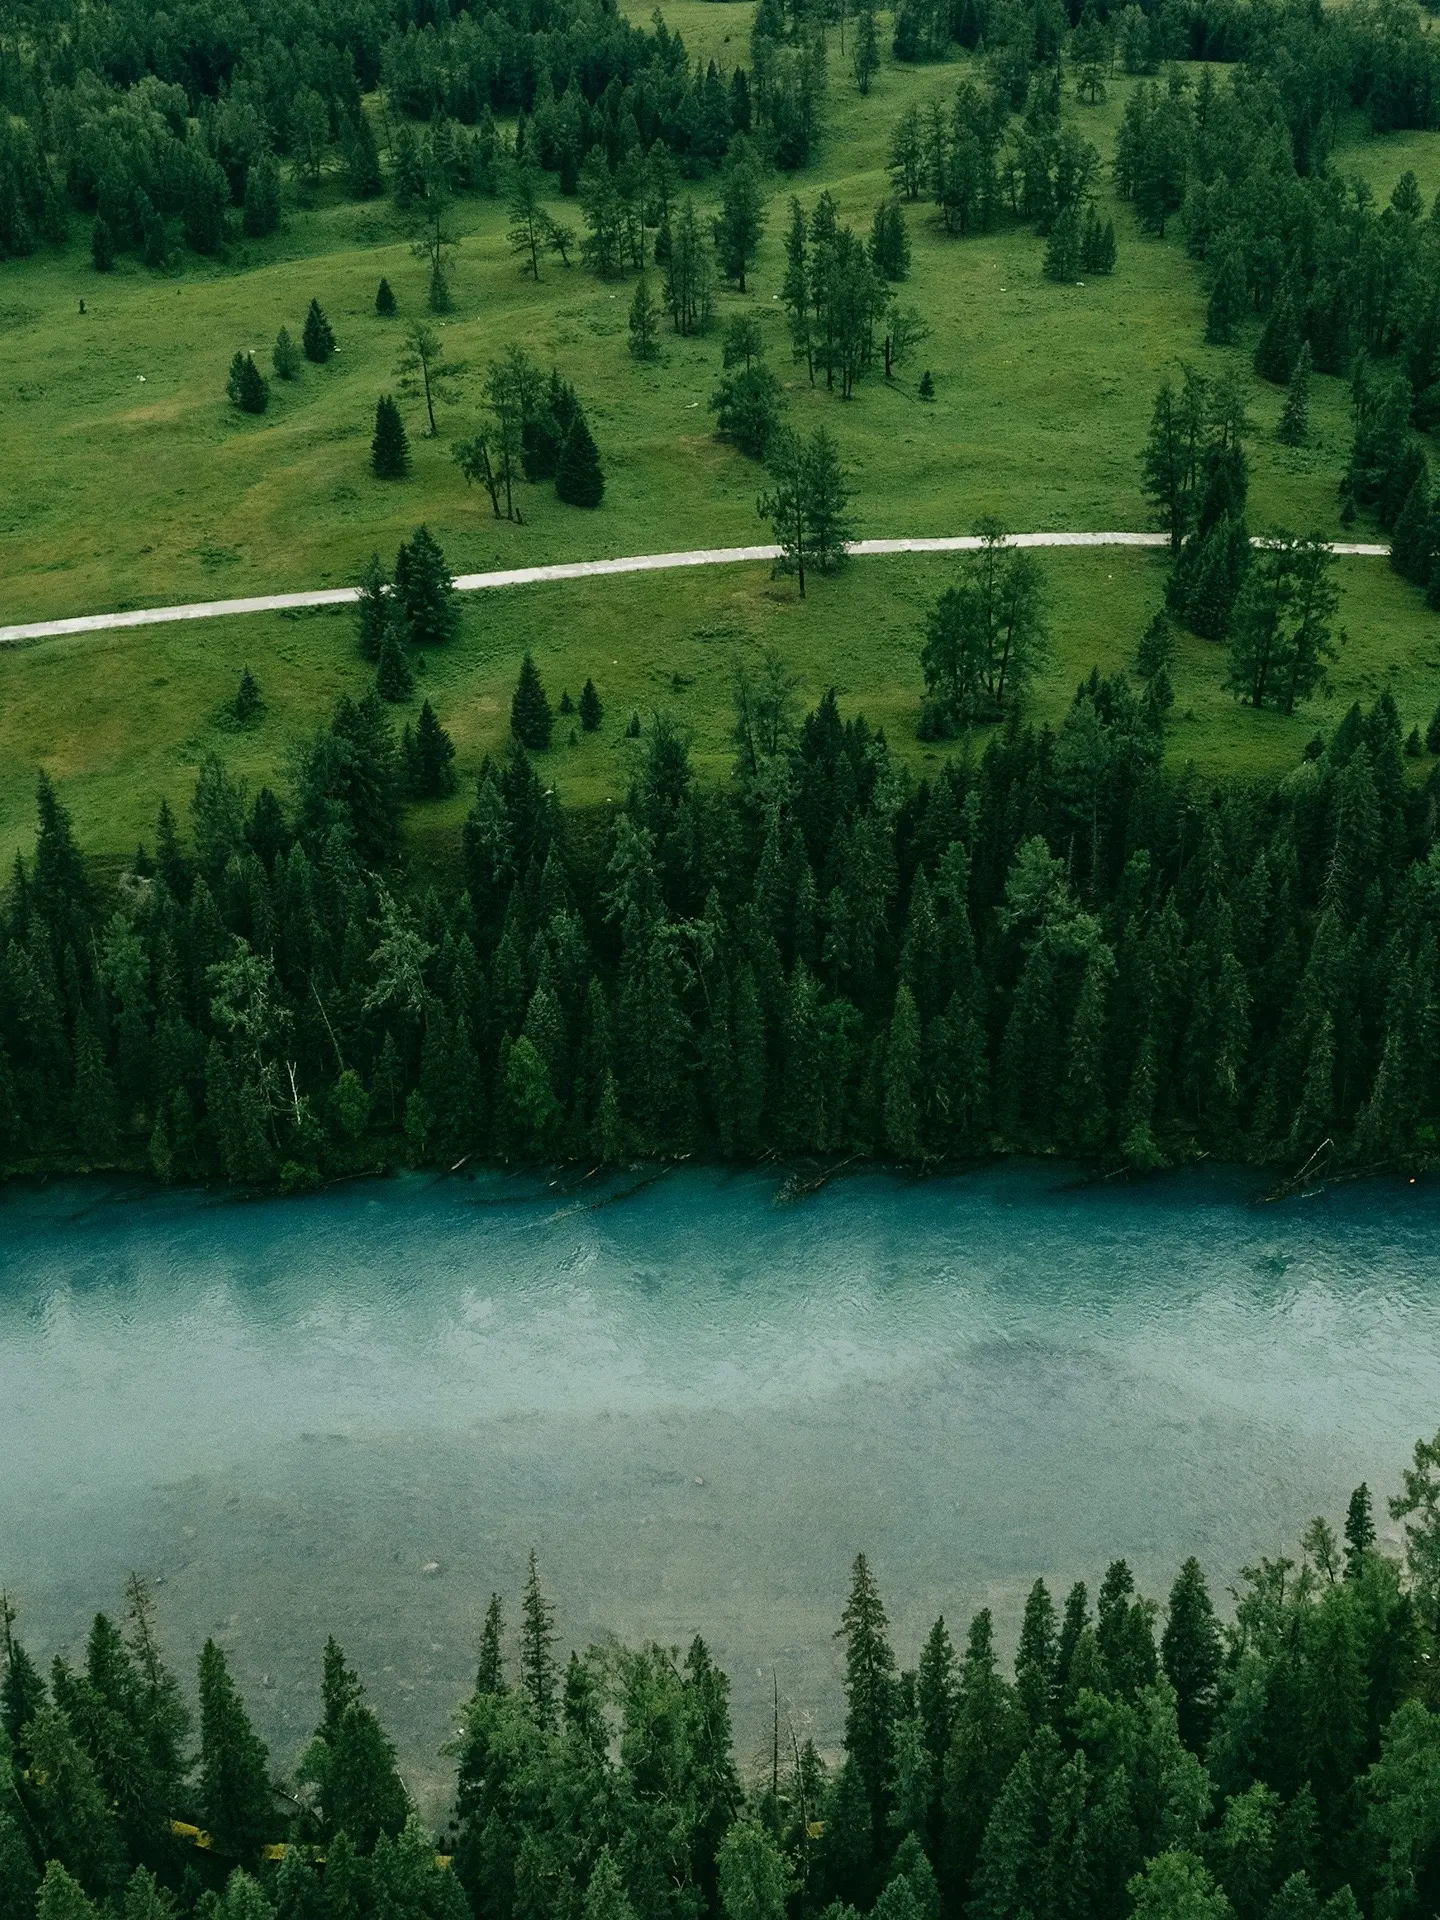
[2,1164,1438,1798]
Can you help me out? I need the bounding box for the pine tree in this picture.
[375,629,414,702]
[356,552,393,659]
[198,1640,272,1863]
[520,1549,558,1727]
[854,0,880,93]
[303,298,336,363]
[226,353,269,414]
[556,406,604,507]
[394,526,458,644]
[511,653,553,750]
[376,277,397,316]
[403,699,457,798]
[1161,1558,1221,1752]
[1277,342,1311,446]
[628,276,661,362]
[1043,205,1081,282]
[1013,1580,1057,1731]
[1343,1483,1375,1576]
[579,678,603,731]
[344,112,383,197]
[837,1553,897,1848]
[918,369,934,400]
[1389,471,1432,583]
[232,667,263,726]
[1255,283,1301,384]
[272,327,301,380]
[91,216,114,271]
[242,155,281,237]
[1205,242,1247,346]
[1079,209,1116,273]
[883,983,921,1156]
[476,1595,506,1695]
[371,395,409,478]
[715,148,766,291]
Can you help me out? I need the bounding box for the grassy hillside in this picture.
[2,9,1439,861]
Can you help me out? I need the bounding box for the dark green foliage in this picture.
[302,299,335,364]
[1278,344,1312,447]
[869,198,910,280]
[519,1549,557,1727]
[1427,705,1440,755]
[1345,1483,1376,1576]
[371,395,409,477]
[1079,208,1116,273]
[1255,283,1302,385]
[375,630,413,703]
[90,214,114,270]
[231,668,262,727]
[402,700,457,799]
[511,653,553,750]
[225,353,268,414]
[242,154,280,238]
[271,328,300,380]
[1162,1558,1221,1751]
[579,679,603,731]
[375,277,396,317]
[555,405,604,507]
[1043,204,1081,282]
[627,276,660,362]
[1390,472,1433,584]
[343,112,383,198]
[394,526,458,645]
[918,369,934,400]
[197,1640,272,1864]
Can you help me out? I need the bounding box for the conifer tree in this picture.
[579,678,603,731]
[1161,1559,1221,1752]
[376,277,397,317]
[403,700,457,798]
[355,552,393,660]
[511,653,553,750]
[1255,283,1301,384]
[853,0,880,93]
[628,276,661,362]
[394,526,457,644]
[272,327,300,380]
[371,395,410,478]
[520,1549,558,1727]
[242,155,281,236]
[1013,1580,1057,1731]
[302,298,336,363]
[1044,205,1081,282]
[232,667,263,726]
[375,629,414,702]
[197,1640,272,1863]
[1277,342,1311,446]
[837,1553,896,1846]
[476,1595,506,1695]
[226,353,269,414]
[715,147,766,292]
[556,406,604,507]
[1205,241,1247,345]
[1344,1483,1375,1576]
[91,216,114,271]
[883,983,921,1155]
[1390,471,1432,583]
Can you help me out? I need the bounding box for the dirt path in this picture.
[0,532,1391,646]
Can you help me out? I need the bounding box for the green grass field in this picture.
[2,10,1439,862]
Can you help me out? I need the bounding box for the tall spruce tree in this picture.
[197,1640,272,1863]
[519,1549,558,1727]
[511,654,553,750]
[303,298,336,363]
[371,396,410,478]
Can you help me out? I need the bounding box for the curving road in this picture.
[0,531,1392,647]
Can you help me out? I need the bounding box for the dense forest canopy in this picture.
[2,650,1440,1184]
[3,1442,1439,1920]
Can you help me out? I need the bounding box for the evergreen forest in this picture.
[3,1443,1439,1920]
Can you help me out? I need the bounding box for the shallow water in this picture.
[2,1164,1437,1798]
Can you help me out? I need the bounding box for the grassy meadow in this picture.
[2,5,1440,862]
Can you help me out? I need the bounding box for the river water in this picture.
[2,1165,1437,1797]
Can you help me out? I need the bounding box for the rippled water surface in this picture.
[2,1165,1437,1789]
